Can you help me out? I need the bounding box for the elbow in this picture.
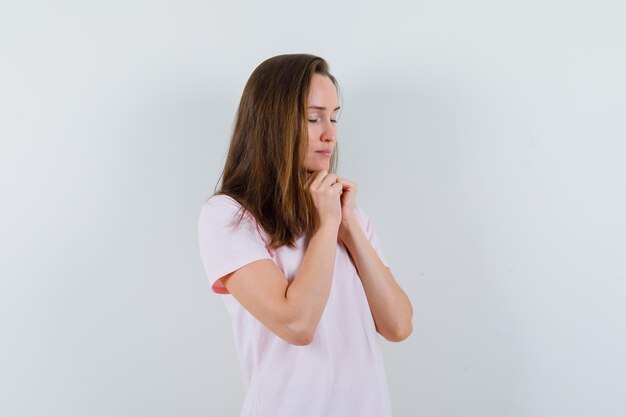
[283,327,315,346]
[279,297,323,346]
[289,330,315,346]
[282,319,317,346]
[384,302,414,342]
[381,322,413,343]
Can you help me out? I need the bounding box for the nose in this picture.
[321,120,336,142]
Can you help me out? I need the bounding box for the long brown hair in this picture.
[213,54,340,250]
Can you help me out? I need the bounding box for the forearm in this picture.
[340,217,413,341]
[284,225,338,339]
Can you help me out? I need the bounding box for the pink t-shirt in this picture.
[198,194,393,417]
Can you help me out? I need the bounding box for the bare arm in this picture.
[339,216,413,342]
[221,170,343,346]
[222,224,338,345]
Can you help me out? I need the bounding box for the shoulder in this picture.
[351,202,383,235]
[203,194,241,210]
[198,194,265,237]
[198,194,246,229]
[353,202,371,223]
[199,194,246,219]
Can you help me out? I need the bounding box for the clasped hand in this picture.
[306,170,358,240]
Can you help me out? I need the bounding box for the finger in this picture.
[320,173,338,189]
[336,177,356,189]
[309,170,328,188]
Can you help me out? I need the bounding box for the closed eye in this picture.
[308,119,339,123]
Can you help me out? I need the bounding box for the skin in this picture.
[305,73,340,173]
[221,73,412,345]
[306,74,414,342]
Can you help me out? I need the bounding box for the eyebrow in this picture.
[307,106,341,111]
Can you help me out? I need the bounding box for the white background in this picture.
[1,1,625,416]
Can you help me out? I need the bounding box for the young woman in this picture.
[198,54,412,417]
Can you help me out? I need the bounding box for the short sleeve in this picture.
[197,195,274,295]
[353,204,391,268]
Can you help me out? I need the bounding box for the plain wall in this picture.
[1,0,625,416]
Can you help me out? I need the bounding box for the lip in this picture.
[316,149,332,157]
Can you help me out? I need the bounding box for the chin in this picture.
[306,163,329,173]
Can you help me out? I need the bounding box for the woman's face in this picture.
[305,74,340,173]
